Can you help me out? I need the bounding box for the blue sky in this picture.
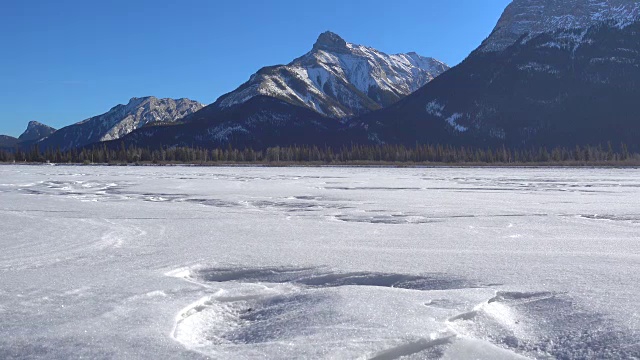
[0,0,511,137]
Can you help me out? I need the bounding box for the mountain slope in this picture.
[480,0,640,52]
[357,0,640,149]
[18,121,56,142]
[110,96,365,150]
[109,32,445,151]
[211,31,449,118]
[39,97,203,150]
[0,135,19,148]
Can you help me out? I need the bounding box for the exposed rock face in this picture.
[356,0,640,149]
[313,31,350,53]
[17,33,448,151]
[38,97,204,150]
[212,31,449,118]
[480,0,640,52]
[109,96,364,150]
[75,2,640,151]
[18,121,56,142]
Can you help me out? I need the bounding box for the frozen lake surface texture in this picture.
[0,165,639,359]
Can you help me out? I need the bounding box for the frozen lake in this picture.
[0,165,639,359]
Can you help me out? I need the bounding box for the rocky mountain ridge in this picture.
[18,121,57,142]
[480,0,640,52]
[38,97,204,150]
[355,0,640,149]
[212,31,449,118]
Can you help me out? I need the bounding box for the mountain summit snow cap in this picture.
[480,0,640,52]
[313,31,349,52]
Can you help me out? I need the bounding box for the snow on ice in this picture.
[0,165,639,359]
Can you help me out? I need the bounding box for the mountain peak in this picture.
[480,0,640,52]
[39,97,204,150]
[213,32,449,118]
[126,96,198,107]
[127,96,155,105]
[27,120,46,128]
[313,31,349,52]
[18,121,56,142]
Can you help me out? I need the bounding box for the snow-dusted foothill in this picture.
[38,97,204,151]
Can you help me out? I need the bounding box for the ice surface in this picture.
[0,166,639,359]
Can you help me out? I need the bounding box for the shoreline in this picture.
[2,162,639,169]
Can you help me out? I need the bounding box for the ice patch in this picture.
[446,291,639,359]
[170,267,626,359]
[3,166,640,359]
[334,213,436,225]
[170,266,492,358]
[187,266,481,291]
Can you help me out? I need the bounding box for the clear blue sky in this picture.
[0,0,511,137]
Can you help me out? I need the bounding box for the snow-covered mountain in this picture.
[212,31,449,118]
[39,97,203,150]
[357,0,640,149]
[18,121,56,143]
[480,0,640,52]
[113,96,363,150]
[94,2,640,151]
[110,33,446,151]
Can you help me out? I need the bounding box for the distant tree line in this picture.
[1,142,639,165]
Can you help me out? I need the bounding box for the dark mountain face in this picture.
[0,135,19,148]
[1,121,56,150]
[110,96,366,150]
[357,1,640,149]
[18,121,56,142]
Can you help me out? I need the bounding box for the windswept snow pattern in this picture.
[1,166,639,359]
